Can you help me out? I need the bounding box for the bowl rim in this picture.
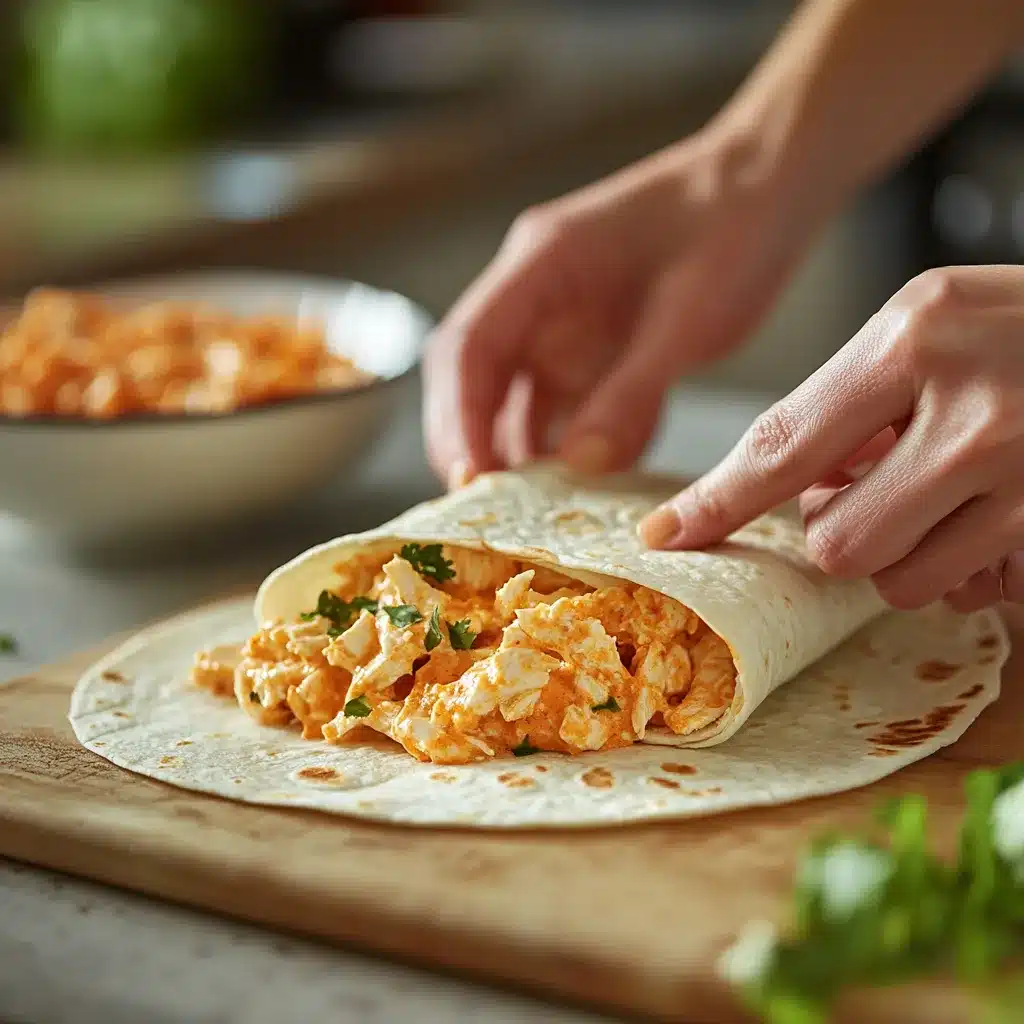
[0,270,431,431]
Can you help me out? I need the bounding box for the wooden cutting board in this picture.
[2,602,1022,1024]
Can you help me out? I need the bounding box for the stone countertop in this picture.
[0,384,774,1024]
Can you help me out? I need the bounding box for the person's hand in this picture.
[423,126,814,488]
[639,265,1024,610]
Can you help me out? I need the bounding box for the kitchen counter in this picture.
[0,384,773,1024]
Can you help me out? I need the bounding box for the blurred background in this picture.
[3,0,1023,397]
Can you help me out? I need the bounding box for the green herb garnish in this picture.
[511,737,540,758]
[425,607,444,651]
[383,604,423,628]
[593,696,621,712]
[344,696,372,718]
[0,633,17,654]
[448,618,476,650]
[724,763,1024,1022]
[301,590,377,635]
[249,691,260,704]
[400,542,455,583]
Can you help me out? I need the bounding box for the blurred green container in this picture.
[13,0,270,154]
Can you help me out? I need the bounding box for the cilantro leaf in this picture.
[447,618,476,650]
[344,696,372,718]
[511,737,540,757]
[249,691,260,704]
[0,632,16,654]
[301,590,377,635]
[383,604,423,628]
[425,607,443,651]
[592,696,621,712]
[400,542,455,583]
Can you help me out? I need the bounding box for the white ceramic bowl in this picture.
[0,272,432,550]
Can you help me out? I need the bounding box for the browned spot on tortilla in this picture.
[208,732,231,739]
[870,749,899,757]
[783,596,793,608]
[93,741,106,747]
[496,772,535,788]
[660,762,697,775]
[855,720,879,729]
[867,704,966,747]
[458,512,499,528]
[650,777,680,790]
[158,756,179,767]
[980,655,996,665]
[430,771,456,783]
[112,711,131,719]
[581,767,614,789]
[552,509,602,532]
[916,660,961,682]
[785,639,790,650]
[233,777,243,784]
[978,634,999,650]
[838,701,851,712]
[101,670,126,683]
[297,766,340,782]
[535,765,549,772]
[682,786,724,797]
[513,545,556,562]
[748,523,775,537]
[859,640,877,656]
[174,739,192,747]
[266,750,280,757]
[958,683,985,700]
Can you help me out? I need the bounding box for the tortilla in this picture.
[70,468,1009,828]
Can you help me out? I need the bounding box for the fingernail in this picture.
[638,503,681,549]
[448,459,472,491]
[561,434,612,474]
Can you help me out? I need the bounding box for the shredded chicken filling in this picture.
[192,545,737,764]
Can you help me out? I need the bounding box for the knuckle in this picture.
[805,520,856,576]
[744,402,803,477]
[506,204,571,253]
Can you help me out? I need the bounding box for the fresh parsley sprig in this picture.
[400,542,455,584]
[424,607,476,651]
[0,632,17,654]
[301,590,378,636]
[725,763,1024,1023]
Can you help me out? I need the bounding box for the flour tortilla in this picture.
[70,468,1009,828]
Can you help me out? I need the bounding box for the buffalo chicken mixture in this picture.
[192,544,737,764]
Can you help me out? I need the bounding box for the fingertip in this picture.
[637,503,681,549]
[560,433,614,475]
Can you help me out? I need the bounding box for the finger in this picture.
[945,569,1001,613]
[423,247,551,484]
[496,375,560,467]
[799,483,843,524]
[800,406,985,578]
[872,496,1024,609]
[639,309,915,549]
[1004,550,1024,603]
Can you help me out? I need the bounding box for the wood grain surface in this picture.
[2,601,1021,1024]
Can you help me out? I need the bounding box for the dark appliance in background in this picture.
[909,67,1024,272]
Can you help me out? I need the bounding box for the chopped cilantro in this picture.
[448,618,476,650]
[343,696,372,718]
[511,737,540,757]
[592,696,621,712]
[400,542,455,584]
[727,762,1024,1022]
[0,633,16,654]
[301,590,377,635]
[383,604,423,628]
[249,691,260,704]
[425,607,444,651]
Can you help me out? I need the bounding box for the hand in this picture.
[639,265,1024,610]
[423,126,813,488]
